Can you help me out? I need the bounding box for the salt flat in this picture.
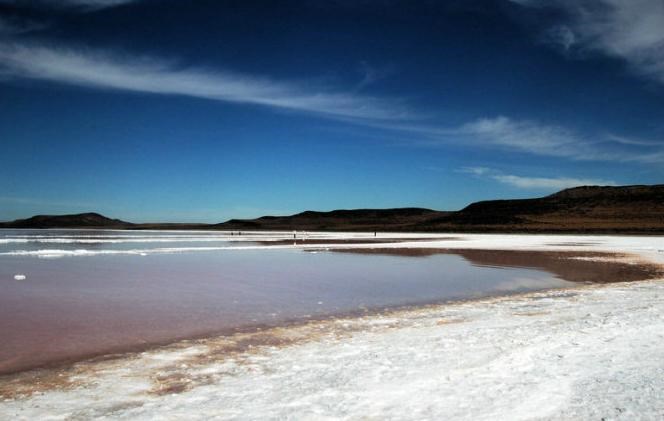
[1,233,663,420]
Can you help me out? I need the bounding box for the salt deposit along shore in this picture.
[1,233,663,420]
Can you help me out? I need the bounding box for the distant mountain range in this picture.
[2,185,663,233]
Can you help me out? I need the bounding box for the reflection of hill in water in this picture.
[329,248,664,284]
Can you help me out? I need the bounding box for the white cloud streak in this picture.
[459,167,616,190]
[604,133,663,147]
[458,116,591,158]
[0,42,410,121]
[0,0,138,10]
[0,42,661,164]
[511,0,664,85]
[337,115,664,163]
[458,166,491,176]
[492,174,615,189]
[447,116,663,163]
[0,16,46,35]
[54,0,136,6]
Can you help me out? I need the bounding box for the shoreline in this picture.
[1,274,658,396]
[1,245,662,377]
[1,232,664,419]
[4,227,664,235]
[2,277,663,418]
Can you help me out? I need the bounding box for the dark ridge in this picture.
[217,208,449,231]
[547,184,664,200]
[2,184,663,232]
[420,184,664,232]
[0,212,132,229]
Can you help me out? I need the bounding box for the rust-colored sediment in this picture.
[0,314,404,400]
[146,317,409,396]
[0,365,84,400]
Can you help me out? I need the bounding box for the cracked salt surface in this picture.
[1,279,663,420]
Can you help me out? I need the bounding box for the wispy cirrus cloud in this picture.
[0,42,411,121]
[492,174,616,189]
[0,16,46,35]
[0,0,138,10]
[458,166,491,176]
[604,133,663,147]
[400,116,664,163]
[510,0,664,85]
[0,41,661,164]
[457,116,593,159]
[459,166,616,190]
[50,0,137,6]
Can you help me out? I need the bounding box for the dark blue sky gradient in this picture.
[1,0,663,222]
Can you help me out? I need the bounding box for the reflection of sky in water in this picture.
[0,229,573,374]
[0,229,275,254]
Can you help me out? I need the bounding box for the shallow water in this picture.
[0,229,594,374]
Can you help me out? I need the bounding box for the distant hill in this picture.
[219,208,450,231]
[217,185,664,233]
[419,184,664,233]
[1,185,663,233]
[0,212,132,229]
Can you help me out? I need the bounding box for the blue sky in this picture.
[1,0,663,222]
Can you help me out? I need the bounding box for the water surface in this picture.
[0,229,627,375]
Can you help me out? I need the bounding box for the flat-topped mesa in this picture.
[547,184,664,200]
[425,184,664,231]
